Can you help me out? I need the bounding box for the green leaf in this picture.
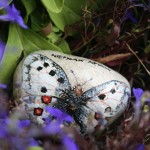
[144,44,150,54]
[46,0,86,31]
[17,26,62,55]
[58,39,71,54]
[0,24,23,84]
[0,24,62,84]
[48,31,71,54]
[21,0,36,23]
[47,25,71,54]
[41,0,64,13]
[27,146,43,150]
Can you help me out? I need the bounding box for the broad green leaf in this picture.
[64,0,86,14]
[45,0,108,31]
[48,32,60,43]
[48,31,71,54]
[30,11,45,31]
[41,0,64,13]
[30,9,51,32]
[0,24,23,84]
[48,5,81,31]
[46,0,86,31]
[0,24,62,84]
[21,0,36,23]
[17,26,62,55]
[58,39,71,54]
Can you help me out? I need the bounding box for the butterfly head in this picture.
[74,84,83,96]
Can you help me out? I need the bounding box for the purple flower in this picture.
[45,106,74,124]
[63,135,78,150]
[17,119,30,129]
[0,118,38,149]
[129,0,150,10]
[0,41,5,63]
[43,107,78,149]
[132,88,144,118]
[28,138,39,147]
[123,10,138,23]
[43,122,78,150]
[0,83,7,89]
[133,88,144,101]
[43,122,62,134]
[0,3,27,29]
[136,144,145,150]
[146,98,150,103]
[0,119,8,138]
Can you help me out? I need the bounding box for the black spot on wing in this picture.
[37,66,43,71]
[40,56,44,60]
[110,88,116,94]
[57,77,64,83]
[104,107,111,113]
[41,87,47,93]
[43,62,49,67]
[98,94,106,100]
[49,70,56,76]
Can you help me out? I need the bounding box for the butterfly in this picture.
[20,52,130,134]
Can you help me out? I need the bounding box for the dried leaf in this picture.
[94,53,133,63]
[41,22,52,36]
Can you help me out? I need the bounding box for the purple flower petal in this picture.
[28,138,39,147]
[136,144,144,150]
[46,106,73,124]
[123,10,138,23]
[0,123,7,138]
[15,15,28,29]
[0,0,8,8]
[129,0,150,10]
[43,122,61,134]
[0,119,9,138]
[133,88,144,101]
[63,135,78,150]
[0,4,27,29]
[9,4,28,29]
[0,14,11,20]
[64,114,74,123]
[46,106,63,117]
[146,98,150,103]
[0,41,5,63]
[0,83,7,89]
[17,120,30,129]
[128,0,138,2]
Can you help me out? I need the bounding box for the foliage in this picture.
[0,0,150,149]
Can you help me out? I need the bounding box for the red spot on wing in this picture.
[95,112,101,120]
[34,108,43,116]
[42,96,52,104]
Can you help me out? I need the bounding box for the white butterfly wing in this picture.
[21,53,131,134]
[81,80,130,133]
[20,95,58,125]
[22,53,71,97]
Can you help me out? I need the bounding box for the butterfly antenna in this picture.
[82,78,93,86]
[70,70,78,85]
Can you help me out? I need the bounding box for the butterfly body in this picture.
[13,50,131,134]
